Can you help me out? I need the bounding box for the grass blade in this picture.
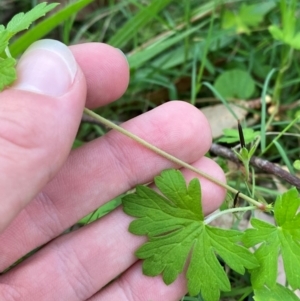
[273,140,294,174]
[260,68,277,153]
[128,25,202,70]
[108,0,173,48]
[202,82,239,120]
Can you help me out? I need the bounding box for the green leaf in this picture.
[268,25,284,42]
[218,128,260,144]
[239,3,273,27]
[10,0,95,57]
[123,169,258,301]
[72,139,84,149]
[0,30,10,54]
[293,160,300,171]
[214,69,255,99]
[221,10,236,31]
[274,187,300,227]
[290,32,300,50]
[0,57,16,91]
[249,239,279,288]
[268,0,300,50]
[79,195,122,225]
[248,137,260,158]
[0,2,58,91]
[281,0,297,41]
[254,283,300,301]
[222,2,275,34]
[243,188,300,290]
[6,2,59,35]
[239,147,250,162]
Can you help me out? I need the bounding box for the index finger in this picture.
[69,43,130,108]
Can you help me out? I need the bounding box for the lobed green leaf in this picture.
[218,128,260,145]
[0,30,10,54]
[0,2,59,91]
[254,283,300,301]
[6,2,59,35]
[243,188,300,290]
[123,169,258,301]
[274,187,300,227]
[0,58,16,91]
[279,230,300,289]
[10,0,95,57]
[155,169,203,220]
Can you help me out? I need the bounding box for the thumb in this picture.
[0,39,86,233]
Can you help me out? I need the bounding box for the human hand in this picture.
[0,39,226,300]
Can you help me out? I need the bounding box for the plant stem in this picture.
[261,116,299,155]
[273,46,292,107]
[191,5,215,105]
[84,108,262,208]
[262,47,292,152]
[260,68,277,152]
[204,206,257,224]
[5,47,12,58]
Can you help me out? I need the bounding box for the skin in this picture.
[0,42,226,301]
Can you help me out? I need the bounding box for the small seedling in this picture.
[233,122,261,181]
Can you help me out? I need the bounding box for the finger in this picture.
[0,102,213,270]
[69,43,129,108]
[0,158,225,301]
[0,41,130,235]
[87,262,187,301]
[0,39,86,233]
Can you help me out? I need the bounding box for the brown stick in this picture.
[210,143,300,189]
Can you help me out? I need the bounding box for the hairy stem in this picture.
[83,108,262,208]
[204,206,257,224]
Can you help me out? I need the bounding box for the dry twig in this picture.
[210,143,300,189]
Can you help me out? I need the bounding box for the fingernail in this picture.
[13,39,77,97]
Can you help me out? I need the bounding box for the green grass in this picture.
[2,0,300,300]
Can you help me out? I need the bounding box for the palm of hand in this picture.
[0,41,225,301]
